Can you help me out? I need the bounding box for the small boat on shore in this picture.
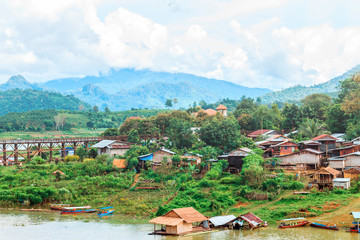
[50,204,71,211]
[97,206,115,218]
[278,218,309,229]
[310,222,339,231]
[60,206,95,215]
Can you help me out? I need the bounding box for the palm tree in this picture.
[298,118,329,139]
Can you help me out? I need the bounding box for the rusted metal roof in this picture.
[240,212,263,227]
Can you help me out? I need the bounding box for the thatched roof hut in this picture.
[149,207,209,235]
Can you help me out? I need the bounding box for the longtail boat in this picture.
[349,212,360,233]
[278,218,309,229]
[60,206,95,215]
[97,206,115,218]
[50,204,71,211]
[310,222,339,231]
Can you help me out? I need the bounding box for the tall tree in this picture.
[199,117,240,151]
[341,73,360,115]
[301,93,331,121]
[165,99,173,108]
[298,118,328,139]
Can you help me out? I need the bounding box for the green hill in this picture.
[0,89,91,115]
[260,65,360,103]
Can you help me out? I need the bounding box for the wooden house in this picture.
[315,167,341,188]
[343,167,360,180]
[300,140,321,151]
[312,134,338,153]
[271,140,299,156]
[152,148,176,165]
[329,152,360,170]
[149,207,209,235]
[91,140,134,156]
[180,155,202,166]
[331,145,360,157]
[232,212,264,230]
[219,147,252,173]
[275,148,322,170]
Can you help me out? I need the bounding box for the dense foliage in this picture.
[0,89,91,115]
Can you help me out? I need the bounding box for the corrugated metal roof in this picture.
[158,148,175,155]
[91,140,116,148]
[352,212,360,219]
[303,148,323,154]
[209,215,236,227]
[340,151,360,157]
[333,178,351,182]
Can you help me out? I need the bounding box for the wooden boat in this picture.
[50,204,71,211]
[310,222,339,231]
[60,206,95,215]
[278,218,309,229]
[97,206,115,218]
[349,228,360,233]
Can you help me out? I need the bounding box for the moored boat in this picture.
[310,222,339,231]
[349,212,360,233]
[97,206,115,218]
[60,206,95,215]
[50,204,71,211]
[278,218,309,229]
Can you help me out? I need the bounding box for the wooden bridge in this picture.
[0,134,158,166]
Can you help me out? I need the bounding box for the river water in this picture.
[1,211,360,240]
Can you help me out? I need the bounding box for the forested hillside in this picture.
[0,89,90,115]
[260,65,360,103]
[0,108,165,133]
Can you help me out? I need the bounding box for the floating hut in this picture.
[209,215,237,228]
[149,207,209,235]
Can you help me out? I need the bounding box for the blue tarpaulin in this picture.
[138,153,153,161]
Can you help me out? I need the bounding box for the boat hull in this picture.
[310,223,339,231]
[278,221,309,229]
[98,210,115,217]
[349,229,360,233]
[61,209,96,215]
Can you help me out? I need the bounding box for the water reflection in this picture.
[1,212,360,240]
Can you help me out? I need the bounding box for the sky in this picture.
[1,0,360,90]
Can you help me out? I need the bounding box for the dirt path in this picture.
[309,196,360,226]
[130,174,140,188]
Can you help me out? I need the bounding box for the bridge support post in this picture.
[49,143,53,162]
[2,144,6,166]
[14,144,18,165]
[61,143,65,161]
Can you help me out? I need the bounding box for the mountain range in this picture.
[0,69,271,110]
[0,65,359,112]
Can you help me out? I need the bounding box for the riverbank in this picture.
[1,163,360,227]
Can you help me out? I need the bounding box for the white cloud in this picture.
[1,0,360,90]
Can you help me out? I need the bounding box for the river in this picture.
[1,211,360,240]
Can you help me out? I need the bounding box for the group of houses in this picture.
[149,207,264,236]
[244,130,360,190]
[90,120,360,190]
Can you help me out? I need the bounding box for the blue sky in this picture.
[1,0,360,90]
